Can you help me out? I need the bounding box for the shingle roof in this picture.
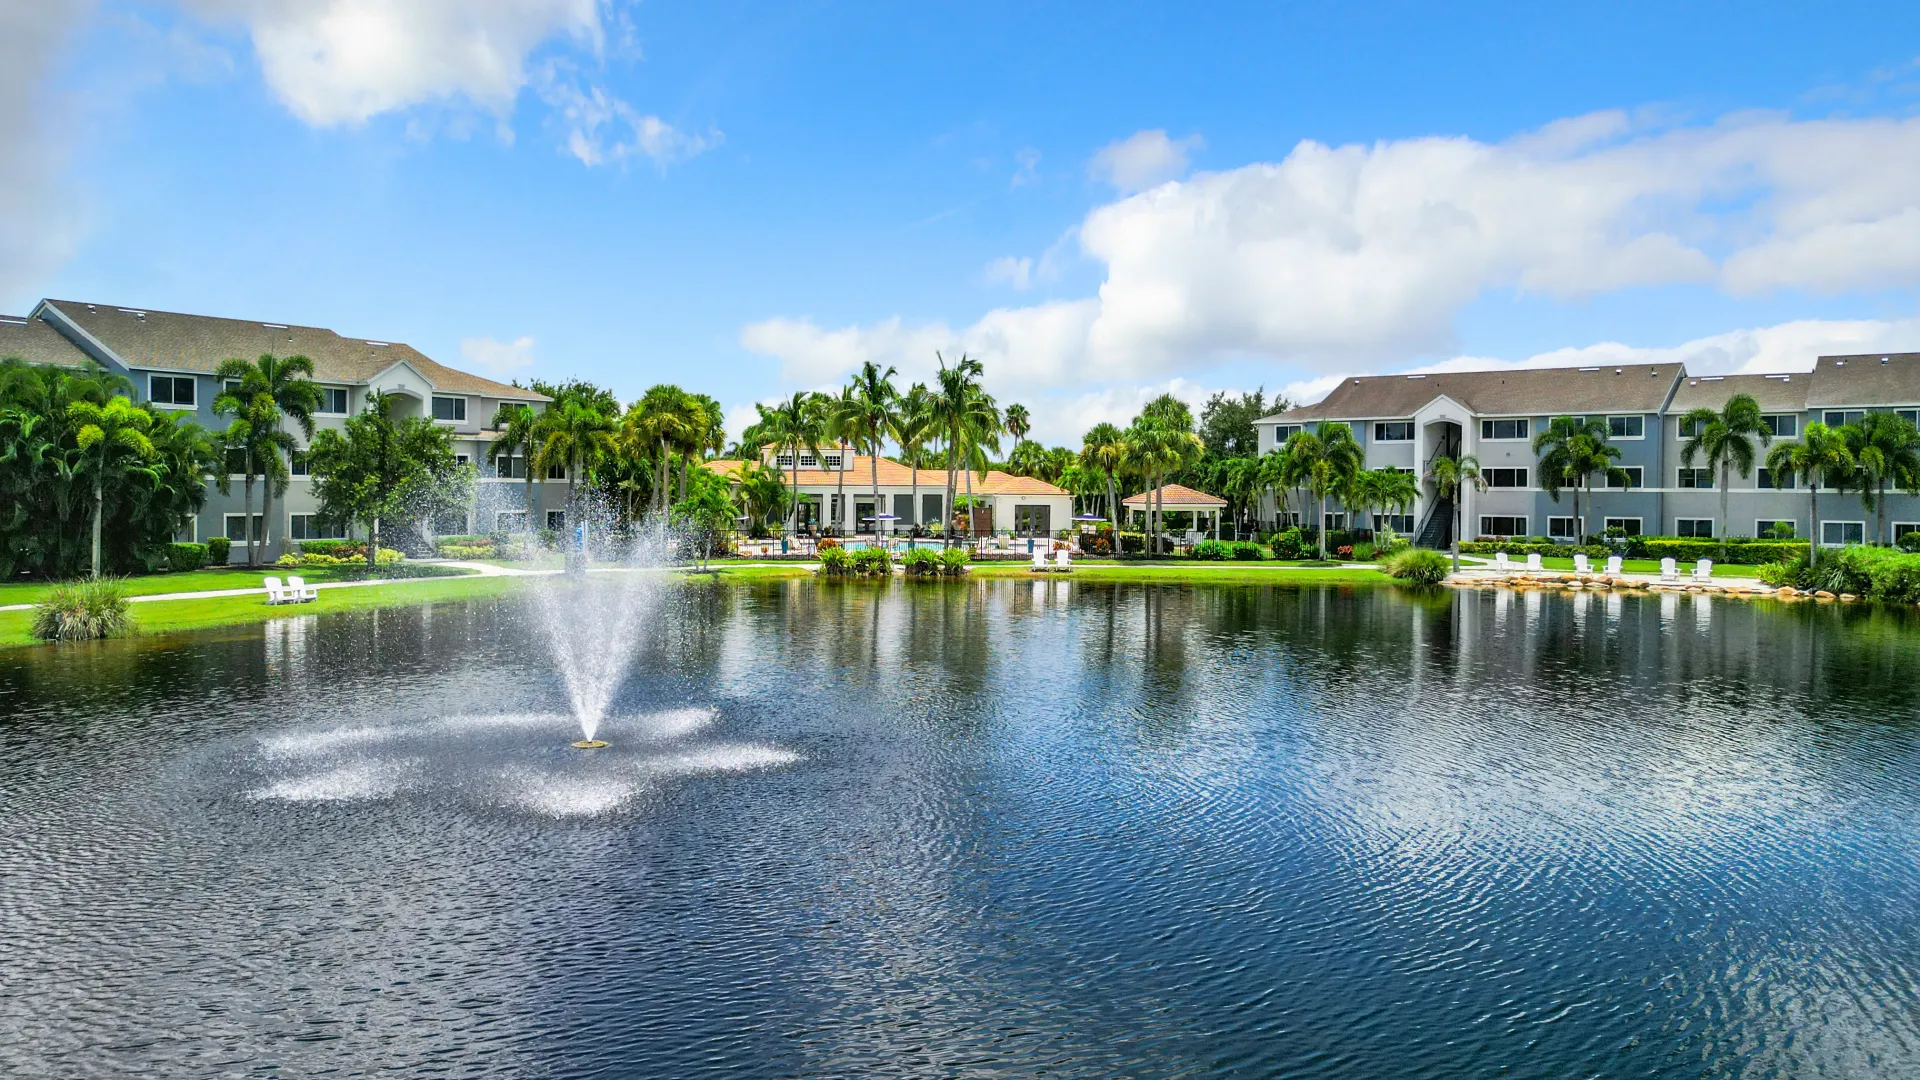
[36,300,547,401]
[1669,373,1809,413]
[1122,483,1226,508]
[703,456,1067,496]
[1267,363,1683,422]
[1806,352,1920,408]
[0,315,93,369]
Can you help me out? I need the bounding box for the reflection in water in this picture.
[2,581,1919,1078]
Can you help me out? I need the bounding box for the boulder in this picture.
[1776,586,1798,598]
[1814,590,1836,600]
[1840,593,1859,602]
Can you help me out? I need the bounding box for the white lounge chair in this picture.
[263,576,289,605]
[1053,548,1073,572]
[1692,558,1713,583]
[1605,555,1623,575]
[1659,557,1680,582]
[1573,553,1592,574]
[1495,551,1512,571]
[1526,552,1544,572]
[1030,549,1048,572]
[287,575,319,602]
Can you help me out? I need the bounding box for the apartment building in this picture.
[7,299,554,561]
[1255,352,1920,548]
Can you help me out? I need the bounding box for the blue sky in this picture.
[7,1,1920,443]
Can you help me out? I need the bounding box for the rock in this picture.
[1567,581,1584,590]
[1814,590,1836,600]
[1776,586,1797,597]
[1840,593,1858,602]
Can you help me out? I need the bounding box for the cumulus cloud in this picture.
[1089,129,1203,192]
[460,334,537,376]
[536,71,720,167]
[0,0,92,307]
[745,109,1920,398]
[181,0,603,125]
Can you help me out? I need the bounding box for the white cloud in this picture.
[1089,129,1203,192]
[182,0,603,125]
[459,334,537,376]
[1010,147,1041,187]
[983,256,1032,290]
[746,109,1920,398]
[0,0,92,308]
[537,71,720,167]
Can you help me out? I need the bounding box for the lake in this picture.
[4,579,1919,1078]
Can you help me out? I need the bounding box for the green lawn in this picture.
[0,564,478,607]
[1486,555,1764,579]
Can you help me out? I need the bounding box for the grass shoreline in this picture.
[0,561,1390,650]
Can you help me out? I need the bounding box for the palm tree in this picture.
[841,361,898,536]
[1352,467,1419,542]
[1766,422,1854,565]
[1257,444,1293,530]
[1081,422,1129,538]
[758,391,829,533]
[1280,424,1364,559]
[933,354,996,544]
[1532,415,1631,542]
[1426,453,1485,572]
[536,399,617,544]
[488,402,542,531]
[1680,392,1771,558]
[1841,412,1920,544]
[1004,403,1031,444]
[212,353,320,566]
[67,397,158,578]
[890,383,934,533]
[729,459,790,532]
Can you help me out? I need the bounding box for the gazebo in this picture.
[1121,483,1229,539]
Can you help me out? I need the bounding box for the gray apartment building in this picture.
[1,300,560,562]
[1256,353,1920,548]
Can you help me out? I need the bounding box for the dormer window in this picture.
[823,454,842,468]
[799,455,818,468]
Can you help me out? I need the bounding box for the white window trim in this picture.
[1762,414,1799,438]
[431,395,468,424]
[222,512,266,544]
[288,512,346,542]
[1372,421,1415,442]
[1484,467,1530,489]
[147,373,196,410]
[1478,418,1531,441]
[1603,517,1643,536]
[1755,519,1798,540]
[1820,520,1866,547]
[1606,415,1646,440]
[1602,466,1645,489]
[1479,515,1528,537]
[1676,468,1716,489]
[1675,517,1716,539]
[317,386,351,415]
[1892,521,1920,538]
[1547,516,1580,539]
[494,509,529,532]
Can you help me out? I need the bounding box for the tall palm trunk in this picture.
[654,439,671,517]
[908,452,920,535]
[261,460,276,565]
[91,476,104,579]
[870,446,883,539]
[964,453,976,545]
[369,515,380,569]
[1720,458,1731,558]
[835,448,847,536]
[1810,482,1822,568]
[241,456,256,568]
[1106,473,1119,541]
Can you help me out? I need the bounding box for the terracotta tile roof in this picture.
[1669,373,1809,413]
[1266,363,1682,422]
[36,300,547,401]
[703,455,1067,496]
[0,315,92,369]
[1123,483,1226,508]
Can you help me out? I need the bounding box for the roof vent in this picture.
[1578,366,1599,372]
[116,307,143,315]
[1836,360,1846,366]
[1700,376,1723,382]
[1883,357,1891,364]
[366,341,389,347]
[262,323,287,329]
[1767,374,1791,381]
[1405,374,1427,379]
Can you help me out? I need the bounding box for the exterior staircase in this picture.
[1415,497,1453,550]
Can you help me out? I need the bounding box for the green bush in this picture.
[1459,540,1611,558]
[1231,541,1263,561]
[1268,527,1310,559]
[1835,546,1920,602]
[1352,542,1377,561]
[939,546,970,574]
[1899,531,1920,553]
[1632,538,1807,565]
[902,548,941,575]
[32,578,133,641]
[206,536,231,564]
[165,542,209,572]
[818,547,851,573]
[851,546,893,575]
[1192,539,1232,561]
[296,539,362,557]
[1382,547,1450,585]
[1758,559,1807,588]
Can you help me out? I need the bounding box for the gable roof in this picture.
[1669,373,1809,413]
[1806,352,1920,408]
[1122,483,1226,508]
[1268,363,1683,423]
[0,315,93,370]
[34,300,547,401]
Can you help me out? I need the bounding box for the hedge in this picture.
[206,536,230,564]
[1632,539,1808,565]
[164,542,209,572]
[1459,541,1611,558]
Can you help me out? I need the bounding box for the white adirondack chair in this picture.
[287,575,319,602]
[1053,548,1073,572]
[1605,555,1623,575]
[1526,552,1544,572]
[1030,548,1048,572]
[262,576,288,605]
[1573,553,1592,574]
[1692,559,1713,583]
[1495,552,1512,571]
[1659,558,1680,582]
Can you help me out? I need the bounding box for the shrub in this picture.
[1192,539,1232,561]
[851,546,893,576]
[1382,547,1450,585]
[33,578,133,641]
[206,536,231,564]
[1335,544,1354,560]
[1231,541,1263,561]
[902,548,941,576]
[438,544,495,559]
[165,542,209,572]
[1352,542,1376,562]
[1268,527,1310,559]
[1899,531,1920,553]
[1757,558,1807,588]
[1835,546,1920,603]
[296,539,362,557]
[818,547,851,573]
[1079,530,1112,556]
[817,537,842,552]
[1632,538,1807,565]
[939,546,970,574]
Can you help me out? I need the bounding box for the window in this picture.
[1602,466,1643,489]
[288,513,345,541]
[1480,418,1529,440]
[922,493,944,525]
[431,396,467,422]
[1894,522,1920,543]
[1607,415,1644,439]
[1381,514,1414,533]
[1277,511,1303,527]
[494,510,528,532]
[1323,512,1347,531]
[823,454,842,469]
[1548,516,1579,539]
[1762,414,1798,438]
[547,462,567,480]
[148,374,196,407]
[289,451,308,477]
[1485,467,1528,488]
[493,456,523,479]
[546,510,567,530]
[1822,521,1865,546]
[455,454,470,467]
[1603,517,1643,536]
[1479,516,1527,537]
[1676,518,1715,539]
[1757,520,1796,539]
[1677,468,1714,489]
[798,454,818,468]
[1272,424,1303,443]
[775,454,794,468]
[1757,468,1793,490]
[1899,410,1920,428]
[223,513,265,542]
[1374,421,1414,442]
[1822,410,1865,428]
[1678,416,1705,438]
[319,387,349,414]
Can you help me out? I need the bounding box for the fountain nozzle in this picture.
[571,739,610,750]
